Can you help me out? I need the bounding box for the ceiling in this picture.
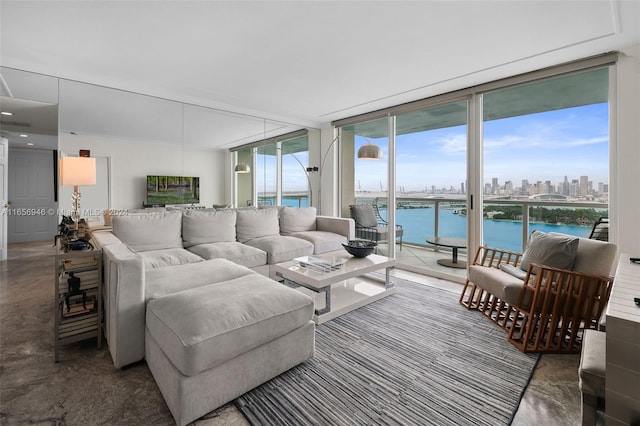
[1,1,639,150]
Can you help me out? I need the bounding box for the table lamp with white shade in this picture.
[60,155,96,222]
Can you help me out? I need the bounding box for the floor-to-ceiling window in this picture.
[281,135,310,207]
[338,104,469,277]
[482,67,609,252]
[394,101,468,274]
[233,131,310,208]
[339,117,389,224]
[340,118,392,250]
[256,143,277,206]
[334,55,614,281]
[235,147,253,207]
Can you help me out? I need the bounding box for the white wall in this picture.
[59,134,227,217]
[613,43,640,255]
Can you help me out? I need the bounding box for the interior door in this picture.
[0,138,7,260]
[8,148,58,243]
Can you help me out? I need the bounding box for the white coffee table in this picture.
[274,250,396,324]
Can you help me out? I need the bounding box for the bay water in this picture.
[280,197,591,253]
[384,207,590,253]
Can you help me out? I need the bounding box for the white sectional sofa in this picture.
[92,206,354,369]
[92,206,354,424]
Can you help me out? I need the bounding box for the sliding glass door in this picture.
[335,60,612,281]
[482,67,609,252]
[394,101,468,277]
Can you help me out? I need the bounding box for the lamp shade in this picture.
[234,163,251,173]
[60,157,97,186]
[357,143,382,160]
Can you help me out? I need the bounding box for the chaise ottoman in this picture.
[145,273,315,426]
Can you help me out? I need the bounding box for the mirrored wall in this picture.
[0,66,318,242]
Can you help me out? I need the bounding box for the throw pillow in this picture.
[351,205,378,228]
[520,230,579,273]
[280,207,317,234]
[236,208,280,243]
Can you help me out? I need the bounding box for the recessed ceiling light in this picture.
[27,142,34,146]
[1,111,13,116]
[19,134,28,137]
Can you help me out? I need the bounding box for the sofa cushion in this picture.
[520,231,579,273]
[145,258,255,302]
[244,235,313,264]
[145,274,314,376]
[187,241,267,268]
[290,231,347,254]
[236,208,280,243]
[139,248,203,270]
[280,207,317,234]
[182,209,237,248]
[579,329,606,398]
[469,265,526,305]
[350,205,378,227]
[112,210,183,252]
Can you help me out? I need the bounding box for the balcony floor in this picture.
[374,242,469,282]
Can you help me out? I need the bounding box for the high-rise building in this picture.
[598,182,609,194]
[505,181,513,193]
[562,176,569,195]
[570,180,579,196]
[580,175,589,196]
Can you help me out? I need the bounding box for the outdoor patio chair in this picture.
[459,231,616,353]
[588,217,609,241]
[349,204,403,251]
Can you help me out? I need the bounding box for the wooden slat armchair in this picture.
[507,265,612,353]
[459,231,617,353]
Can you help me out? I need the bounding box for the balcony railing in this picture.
[358,196,607,253]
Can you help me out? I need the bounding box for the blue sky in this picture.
[355,103,609,193]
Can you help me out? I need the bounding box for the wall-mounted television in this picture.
[146,175,200,206]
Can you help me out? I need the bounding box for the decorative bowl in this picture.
[342,240,376,258]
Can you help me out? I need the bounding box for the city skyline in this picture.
[354,102,609,193]
[391,172,607,197]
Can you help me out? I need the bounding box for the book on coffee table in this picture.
[293,256,346,273]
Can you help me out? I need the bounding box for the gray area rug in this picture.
[235,279,539,425]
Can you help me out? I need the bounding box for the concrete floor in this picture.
[0,242,582,425]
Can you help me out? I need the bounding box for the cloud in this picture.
[567,136,608,146]
[437,133,466,155]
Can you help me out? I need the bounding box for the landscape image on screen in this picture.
[147,176,200,205]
